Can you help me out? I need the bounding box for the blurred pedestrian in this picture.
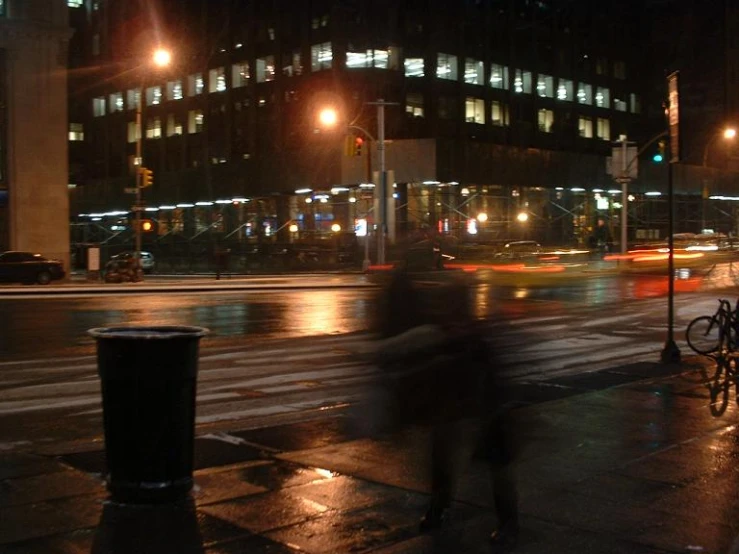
[373,268,520,549]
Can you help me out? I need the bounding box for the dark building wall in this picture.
[69,0,655,216]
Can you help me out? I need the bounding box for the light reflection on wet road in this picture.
[0,270,732,361]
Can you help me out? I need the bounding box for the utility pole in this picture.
[367,99,398,265]
[134,85,143,273]
[620,138,628,253]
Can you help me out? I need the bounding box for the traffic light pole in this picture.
[134,86,144,278]
[366,99,398,266]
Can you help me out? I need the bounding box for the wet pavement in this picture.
[3,354,739,553]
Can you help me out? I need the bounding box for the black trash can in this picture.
[88,325,210,504]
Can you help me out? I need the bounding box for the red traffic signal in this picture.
[354,136,364,156]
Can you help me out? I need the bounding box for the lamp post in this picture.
[701,127,736,232]
[318,99,398,267]
[134,48,171,278]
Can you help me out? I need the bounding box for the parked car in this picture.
[0,251,66,285]
[109,251,155,273]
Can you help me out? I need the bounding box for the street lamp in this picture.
[701,126,736,232]
[134,48,172,278]
[317,99,398,268]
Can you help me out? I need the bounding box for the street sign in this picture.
[667,71,680,162]
[609,145,638,179]
[124,187,137,194]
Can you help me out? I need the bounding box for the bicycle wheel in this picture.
[686,316,721,355]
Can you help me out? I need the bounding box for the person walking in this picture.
[374,268,520,550]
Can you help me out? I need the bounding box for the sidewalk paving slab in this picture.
[3,357,739,553]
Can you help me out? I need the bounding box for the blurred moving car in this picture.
[109,251,155,274]
[0,251,66,285]
[496,241,542,260]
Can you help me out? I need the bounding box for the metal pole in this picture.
[135,84,143,267]
[621,138,628,253]
[377,99,386,265]
[661,159,681,363]
[363,140,372,271]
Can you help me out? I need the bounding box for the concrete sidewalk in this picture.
[0,272,378,295]
[2,355,739,553]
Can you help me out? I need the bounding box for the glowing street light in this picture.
[516,212,529,223]
[702,126,737,231]
[152,48,172,67]
[134,47,173,280]
[331,223,342,233]
[318,108,339,127]
[288,224,299,233]
[476,212,488,223]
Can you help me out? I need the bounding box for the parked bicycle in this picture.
[685,298,739,355]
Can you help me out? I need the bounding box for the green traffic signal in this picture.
[652,153,664,163]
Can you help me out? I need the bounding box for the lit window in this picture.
[187,73,204,96]
[465,97,484,124]
[577,83,592,105]
[490,63,509,89]
[491,101,509,126]
[437,53,458,80]
[557,79,573,101]
[188,110,204,134]
[127,121,140,143]
[538,109,554,132]
[596,117,610,140]
[346,49,397,69]
[406,93,424,117]
[232,62,249,87]
[146,86,162,106]
[209,67,227,92]
[596,86,610,108]
[166,114,183,136]
[405,57,425,77]
[464,58,483,85]
[167,80,183,100]
[578,116,593,138]
[537,74,554,98]
[513,69,532,94]
[311,43,332,71]
[68,0,83,6]
[630,93,641,114]
[256,56,276,82]
[108,92,123,113]
[68,123,84,141]
[614,97,627,112]
[282,50,303,76]
[92,97,106,117]
[146,117,162,139]
[126,88,141,110]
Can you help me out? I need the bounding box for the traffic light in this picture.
[139,167,154,187]
[140,219,154,232]
[652,140,666,163]
[354,136,364,156]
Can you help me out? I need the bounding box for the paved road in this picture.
[0,290,725,453]
[1,265,737,361]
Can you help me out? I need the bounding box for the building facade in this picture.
[66,0,739,265]
[0,0,70,267]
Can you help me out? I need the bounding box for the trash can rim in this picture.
[88,325,210,340]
